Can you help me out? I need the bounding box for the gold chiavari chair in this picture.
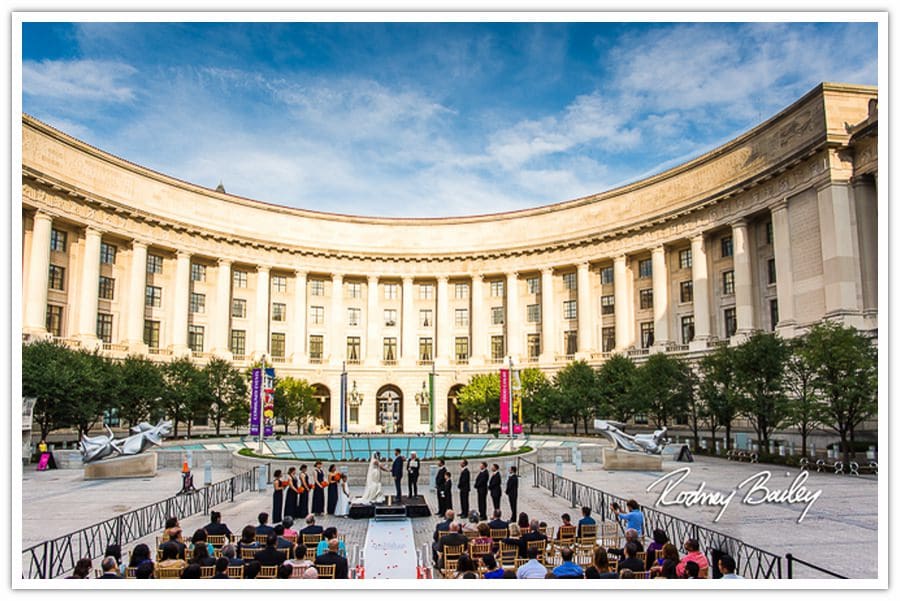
[315,564,336,579]
[490,528,509,541]
[257,565,278,579]
[200,566,215,578]
[155,566,184,579]
[226,565,244,578]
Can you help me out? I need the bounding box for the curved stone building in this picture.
[21,82,878,433]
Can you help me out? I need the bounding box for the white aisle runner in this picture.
[363,518,418,579]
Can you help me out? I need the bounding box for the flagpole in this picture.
[258,354,266,454]
[429,361,436,458]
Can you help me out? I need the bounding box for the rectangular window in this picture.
[271,333,286,359]
[722,270,735,295]
[563,300,577,320]
[527,277,540,295]
[349,406,359,424]
[384,283,398,300]
[346,336,360,361]
[724,307,737,337]
[640,322,655,349]
[600,267,614,285]
[143,320,160,349]
[455,308,469,327]
[638,258,652,279]
[563,272,577,290]
[98,276,115,300]
[50,229,67,252]
[232,270,248,289]
[491,335,505,360]
[100,242,117,265]
[527,333,541,359]
[309,335,323,360]
[491,306,504,325]
[347,281,362,298]
[564,330,577,356]
[48,264,65,290]
[601,295,615,315]
[190,263,206,282]
[230,329,246,356]
[419,337,433,361]
[679,248,692,269]
[681,315,695,344]
[639,288,653,310]
[767,258,777,284]
[419,284,434,300]
[455,337,469,360]
[765,221,774,245]
[383,309,397,327]
[272,275,287,293]
[231,298,247,319]
[147,254,163,274]
[310,306,325,325]
[602,327,615,352]
[526,303,540,323]
[454,283,469,299]
[189,325,205,353]
[721,236,733,258]
[96,313,113,343]
[272,302,286,322]
[348,307,361,327]
[145,285,162,308]
[383,337,397,361]
[190,292,205,314]
[419,309,433,327]
[420,404,430,425]
[46,305,63,337]
[310,279,325,296]
[490,280,504,297]
[770,299,779,331]
[680,281,693,303]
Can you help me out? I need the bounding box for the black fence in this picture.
[22,467,260,579]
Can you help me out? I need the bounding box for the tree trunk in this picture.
[173,419,179,438]
[841,430,851,467]
[692,431,700,451]
[800,430,808,457]
[572,420,578,435]
[725,423,732,450]
[187,419,192,439]
[215,416,222,437]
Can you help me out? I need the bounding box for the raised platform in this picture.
[348,495,431,520]
[602,447,663,471]
[83,452,158,479]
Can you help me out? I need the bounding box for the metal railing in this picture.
[22,467,260,579]
[785,553,848,579]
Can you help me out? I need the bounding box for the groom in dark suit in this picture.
[391,448,404,501]
[474,462,489,519]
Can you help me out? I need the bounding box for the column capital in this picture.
[176,250,192,260]
[505,271,519,280]
[651,245,666,256]
[540,266,554,276]
[293,269,308,278]
[690,233,706,245]
[436,274,450,283]
[331,272,344,282]
[131,238,150,250]
[216,257,233,267]
[367,274,379,284]
[770,198,789,213]
[84,225,105,237]
[255,263,272,273]
[401,275,414,284]
[576,261,590,270]
[472,274,485,282]
[614,254,627,264]
[32,209,53,223]
[730,217,749,230]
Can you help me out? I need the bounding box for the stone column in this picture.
[75,226,102,346]
[364,275,380,365]
[539,267,555,362]
[253,265,270,360]
[852,177,878,320]
[330,273,343,364]
[770,200,796,337]
[613,255,631,350]
[291,270,308,363]
[690,234,711,349]
[400,276,415,365]
[125,240,148,352]
[436,275,451,364]
[651,246,669,347]
[170,251,192,356]
[23,211,53,336]
[731,219,755,334]
[469,275,485,364]
[505,272,520,361]
[576,262,592,355]
[817,182,863,325]
[211,259,233,359]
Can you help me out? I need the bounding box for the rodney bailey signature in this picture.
[646,466,822,523]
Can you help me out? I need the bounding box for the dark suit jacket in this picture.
[505,474,519,496]
[99,572,122,579]
[437,532,469,555]
[435,467,447,488]
[407,457,420,478]
[617,557,646,573]
[212,572,230,579]
[315,551,349,579]
[392,455,404,478]
[474,470,489,492]
[488,472,501,493]
[518,531,547,555]
[253,547,287,566]
[433,519,452,542]
[487,518,509,531]
[457,468,470,492]
[255,525,275,536]
[299,525,324,537]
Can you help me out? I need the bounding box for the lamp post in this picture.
[258,354,267,454]
[415,362,437,458]
[345,380,362,461]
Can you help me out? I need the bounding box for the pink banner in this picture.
[499,369,510,434]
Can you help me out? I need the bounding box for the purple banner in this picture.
[249,368,262,436]
[263,367,275,437]
[499,369,510,435]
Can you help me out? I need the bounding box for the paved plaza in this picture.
[21,454,878,579]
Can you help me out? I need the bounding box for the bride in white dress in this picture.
[334,473,351,516]
[356,452,386,504]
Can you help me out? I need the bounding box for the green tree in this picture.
[697,345,741,449]
[161,357,202,438]
[633,353,693,429]
[117,355,166,428]
[276,376,318,434]
[801,322,877,466]
[684,372,705,450]
[23,340,78,439]
[68,349,119,439]
[733,332,790,452]
[202,358,248,436]
[784,336,822,457]
[456,373,500,432]
[554,360,599,434]
[595,354,639,423]
[519,369,555,433]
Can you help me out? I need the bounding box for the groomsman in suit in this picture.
[505,465,519,520]
[488,464,502,512]
[391,448,404,501]
[407,451,420,497]
[457,459,471,517]
[474,462,489,519]
[434,460,448,515]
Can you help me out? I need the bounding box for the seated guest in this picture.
[619,569,635,579]
[212,557,230,579]
[159,528,186,559]
[551,547,584,579]
[501,569,517,579]
[609,528,644,557]
[455,553,479,579]
[255,512,275,536]
[221,544,243,566]
[315,538,349,579]
[646,529,669,562]
[612,499,645,537]
[67,558,92,579]
[273,524,295,551]
[158,542,187,570]
[204,511,233,540]
[135,562,154,579]
[556,514,575,540]
[281,515,298,539]
[180,564,202,579]
[435,523,469,569]
[128,544,153,570]
[481,553,504,579]
[302,567,319,579]
[190,541,216,567]
[237,525,260,552]
[98,556,121,579]
[584,547,617,579]
[684,561,700,579]
[616,542,645,573]
[104,544,125,576]
[463,511,481,533]
[650,543,679,579]
[315,527,347,558]
[473,522,493,548]
[518,519,548,556]
[515,547,547,579]
[433,510,455,542]
[254,532,288,566]
[299,515,324,538]
[516,512,530,532]
[675,539,709,578]
[242,560,261,579]
[487,509,508,531]
[718,554,744,579]
[576,506,596,537]
[190,528,215,557]
[277,563,294,579]
[162,517,183,543]
[288,544,314,570]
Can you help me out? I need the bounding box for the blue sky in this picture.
[21,21,877,217]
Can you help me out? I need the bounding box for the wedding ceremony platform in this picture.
[349,495,432,520]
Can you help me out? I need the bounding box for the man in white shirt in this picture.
[718,555,744,579]
[515,547,547,579]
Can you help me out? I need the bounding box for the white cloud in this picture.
[22,59,137,102]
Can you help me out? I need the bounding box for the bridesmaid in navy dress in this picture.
[272,469,285,523]
[326,465,340,515]
[296,465,310,519]
[285,466,299,519]
[311,461,326,516]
